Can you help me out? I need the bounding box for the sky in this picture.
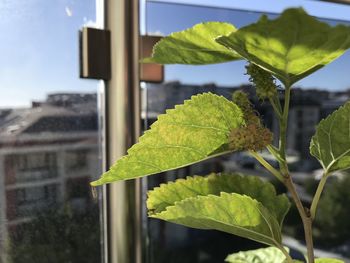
[1,0,350,108]
[0,0,97,108]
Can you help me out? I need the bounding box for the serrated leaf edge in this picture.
[145,21,241,65]
[147,173,290,228]
[150,192,282,247]
[91,93,244,186]
[310,102,350,173]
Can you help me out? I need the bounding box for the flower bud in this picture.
[246,63,278,99]
[230,90,273,151]
[229,123,273,152]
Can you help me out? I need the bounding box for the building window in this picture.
[65,150,88,171]
[15,184,58,218]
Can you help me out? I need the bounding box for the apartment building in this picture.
[0,84,348,260]
[0,93,100,255]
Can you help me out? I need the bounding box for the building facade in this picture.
[0,93,100,260]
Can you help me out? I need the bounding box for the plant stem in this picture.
[285,176,315,263]
[267,145,283,163]
[274,83,315,262]
[269,97,283,119]
[255,81,316,262]
[249,150,284,182]
[279,85,291,171]
[310,172,329,220]
[303,216,314,263]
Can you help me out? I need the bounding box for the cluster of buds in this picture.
[232,90,254,115]
[229,123,273,152]
[230,90,273,151]
[232,90,260,125]
[246,63,278,100]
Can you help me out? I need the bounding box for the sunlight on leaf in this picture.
[216,8,350,86]
[147,174,290,247]
[147,173,290,226]
[143,22,241,65]
[91,93,244,186]
[150,192,283,247]
[310,102,350,174]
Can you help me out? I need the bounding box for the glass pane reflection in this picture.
[0,1,102,263]
[143,2,350,262]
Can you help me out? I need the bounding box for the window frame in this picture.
[100,0,143,263]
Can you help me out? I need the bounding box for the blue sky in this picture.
[0,0,97,107]
[1,0,350,107]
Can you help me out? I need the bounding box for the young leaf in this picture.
[143,22,241,65]
[147,173,290,227]
[225,246,289,263]
[216,8,350,86]
[91,93,244,186]
[150,192,283,247]
[310,102,350,174]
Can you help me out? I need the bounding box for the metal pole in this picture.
[104,0,142,262]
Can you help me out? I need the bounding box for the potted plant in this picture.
[92,8,350,263]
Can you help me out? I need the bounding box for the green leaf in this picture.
[91,93,245,186]
[315,259,345,263]
[225,246,289,263]
[216,8,350,86]
[147,174,290,247]
[310,102,350,173]
[150,192,283,247]
[143,22,241,65]
[147,173,290,227]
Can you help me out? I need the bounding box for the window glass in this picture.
[0,1,103,262]
[143,2,350,262]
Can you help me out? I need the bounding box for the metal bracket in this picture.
[140,35,164,83]
[79,27,111,80]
